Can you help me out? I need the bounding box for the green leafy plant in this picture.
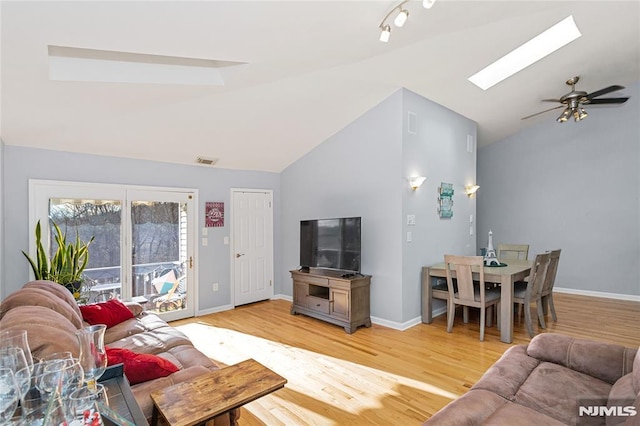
[22,220,95,289]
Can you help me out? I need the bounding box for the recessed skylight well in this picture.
[468,15,582,90]
[48,46,246,86]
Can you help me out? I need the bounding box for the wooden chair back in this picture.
[527,252,551,300]
[444,255,485,307]
[541,249,561,296]
[497,244,529,260]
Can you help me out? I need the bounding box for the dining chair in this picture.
[497,244,530,260]
[444,255,501,341]
[540,249,562,322]
[513,252,551,338]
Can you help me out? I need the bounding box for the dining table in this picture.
[421,258,533,343]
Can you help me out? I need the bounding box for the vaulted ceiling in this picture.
[1,1,638,172]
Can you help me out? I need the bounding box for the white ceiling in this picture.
[1,1,639,173]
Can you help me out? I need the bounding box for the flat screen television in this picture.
[299,217,361,273]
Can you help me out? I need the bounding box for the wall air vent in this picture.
[196,157,218,166]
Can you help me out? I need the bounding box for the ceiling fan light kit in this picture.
[378,0,436,42]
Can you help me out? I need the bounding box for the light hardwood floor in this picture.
[170,293,640,426]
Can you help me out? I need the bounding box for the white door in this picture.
[232,190,274,306]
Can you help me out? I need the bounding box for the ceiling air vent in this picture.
[196,157,218,166]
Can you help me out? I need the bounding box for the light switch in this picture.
[469,214,473,223]
[202,228,208,236]
[407,231,412,242]
[223,236,229,245]
[202,237,208,246]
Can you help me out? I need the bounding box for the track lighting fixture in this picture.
[378,0,436,42]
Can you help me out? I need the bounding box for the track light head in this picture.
[394,9,409,27]
[379,24,391,42]
[423,0,436,9]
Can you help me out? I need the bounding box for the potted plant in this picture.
[22,220,95,300]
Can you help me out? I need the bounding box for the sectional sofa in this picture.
[0,280,239,425]
[425,333,639,425]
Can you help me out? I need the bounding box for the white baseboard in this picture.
[272,294,292,302]
[196,290,636,329]
[554,287,640,302]
[196,304,234,316]
[370,315,423,331]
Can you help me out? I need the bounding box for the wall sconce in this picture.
[465,185,480,198]
[409,176,426,191]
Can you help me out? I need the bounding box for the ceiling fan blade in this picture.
[584,97,629,105]
[586,85,625,100]
[541,98,562,102]
[521,105,564,120]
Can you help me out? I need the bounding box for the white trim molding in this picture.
[554,287,640,302]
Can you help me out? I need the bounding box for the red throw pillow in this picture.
[79,299,135,328]
[105,347,179,385]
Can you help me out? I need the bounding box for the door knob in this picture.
[236,253,245,258]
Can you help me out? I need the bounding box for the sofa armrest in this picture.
[527,334,637,384]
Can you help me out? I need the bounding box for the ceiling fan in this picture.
[522,76,629,122]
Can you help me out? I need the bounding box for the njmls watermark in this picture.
[577,398,637,425]
[579,406,637,417]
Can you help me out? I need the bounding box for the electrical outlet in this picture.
[212,282,219,292]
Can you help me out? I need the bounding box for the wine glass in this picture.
[0,347,31,401]
[0,329,34,373]
[42,358,84,399]
[0,367,20,423]
[76,325,107,393]
[69,384,108,425]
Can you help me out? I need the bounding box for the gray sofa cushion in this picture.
[515,361,611,425]
[472,345,540,400]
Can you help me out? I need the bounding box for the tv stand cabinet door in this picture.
[293,281,308,308]
[330,288,350,321]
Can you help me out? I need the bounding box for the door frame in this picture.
[229,188,274,307]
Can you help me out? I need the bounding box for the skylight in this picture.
[468,15,582,90]
[48,46,246,86]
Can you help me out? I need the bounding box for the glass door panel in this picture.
[128,191,194,321]
[49,198,123,303]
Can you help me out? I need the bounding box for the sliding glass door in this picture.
[30,181,197,321]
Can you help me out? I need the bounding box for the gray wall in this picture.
[280,88,477,326]
[477,81,640,297]
[2,146,281,310]
[401,90,477,323]
[280,90,404,323]
[0,140,4,300]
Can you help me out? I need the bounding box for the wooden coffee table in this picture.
[150,359,287,426]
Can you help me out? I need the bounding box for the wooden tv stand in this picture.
[290,269,371,334]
